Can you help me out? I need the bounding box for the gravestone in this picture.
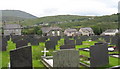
[80,36,88,41]
[11,35,22,43]
[76,39,82,45]
[64,40,75,45]
[45,41,56,50]
[60,44,75,49]
[10,46,32,68]
[29,38,39,46]
[53,49,79,67]
[90,43,109,67]
[39,37,48,42]
[2,37,8,51]
[102,36,111,43]
[16,40,28,48]
[111,36,117,45]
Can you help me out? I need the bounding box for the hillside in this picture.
[21,14,118,35]
[1,10,37,23]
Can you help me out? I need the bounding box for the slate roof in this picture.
[3,24,21,29]
[79,27,93,33]
[41,27,62,33]
[64,28,77,32]
[104,29,118,33]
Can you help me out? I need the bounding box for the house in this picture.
[101,29,119,36]
[79,27,94,36]
[64,28,81,36]
[41,27,63,36]
[3,24,22,35]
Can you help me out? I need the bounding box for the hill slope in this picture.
[1,10,37,23]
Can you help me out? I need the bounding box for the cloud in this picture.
[0,0,119,17]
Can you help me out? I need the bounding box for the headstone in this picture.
[64,40,75,45]
[53,49,79,67]
[76,39,82,45]
[60,44,75,49]
[16,40,28,48]
[45,41,56,50]
[10,46,32,68]
[39,37,48,42]
[29,38,39,46]
[2,37,8,51]
[90,43,109,67]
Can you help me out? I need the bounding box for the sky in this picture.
[0,0,120,17]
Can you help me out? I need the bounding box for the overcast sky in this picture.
[0,0,119,17]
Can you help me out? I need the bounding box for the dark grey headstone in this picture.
[90,43,109,67]
[60,44,75,49]
[76,39,82,45]
[10,46,32,68]
[64,40,75,45]
[39,37,48,42]
[29,38,39,46]
[2,37,8,51]
[45,41,56,50]
[16,40,28,48]
[53,49,79,67]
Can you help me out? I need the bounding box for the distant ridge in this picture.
[1,10,37,22]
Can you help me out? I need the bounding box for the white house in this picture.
[41,27,63,36]
[101,29,119,36]
[79,27,94,36]
[64,28,81,36]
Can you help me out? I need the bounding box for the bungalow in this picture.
[41,27,63,36]
[64,28,81,36]
[101,29,119,36]
[79,27,94,36]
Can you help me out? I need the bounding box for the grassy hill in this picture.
[2,10,37,23]
[2,10,118,34]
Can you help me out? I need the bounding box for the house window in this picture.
[57,31,60,36]
[52,31,55,36]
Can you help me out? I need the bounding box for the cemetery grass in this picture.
[1,39,119,68]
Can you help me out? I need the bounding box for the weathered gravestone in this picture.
[102,36,111,43]
[2,37,8,51]
[29,38,39,46]
[45,41,56,50]
[10,46,32,69]
[80,36,88,41]
[60,44,75,49]
[76,39,82,45]
[11,35,22,43]
[53,49,79,67]
[90,43,109,67]
[64,40,75,45]
[39,37,48,42]
[111,36,118,45]
[16,40,28,48]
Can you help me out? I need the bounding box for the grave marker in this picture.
[10,46,32,68]
[53,49,79,67]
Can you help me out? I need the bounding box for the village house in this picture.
[79,27,94,36]
[64,28,81,36]
[101,29,119,36]
[3,24,22,35]
[41,27,63,36]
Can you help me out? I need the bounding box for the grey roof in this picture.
[64,28,77,32]
[104,29,118,33]
[41,27,62,33]
[80,27,93,32]
[3,24,21,29]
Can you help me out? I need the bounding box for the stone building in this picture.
[3,24,22,35]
